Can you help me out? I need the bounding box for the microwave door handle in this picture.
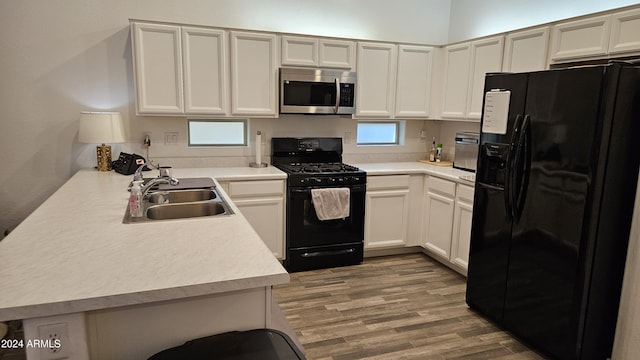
[334,78,340,114]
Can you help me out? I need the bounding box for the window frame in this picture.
[356,121,401,146]
[187,119,248,147]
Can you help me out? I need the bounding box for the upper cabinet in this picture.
[503,26,550,72]
[609,8,640,55]
[466,36,504,120]
[441,36,503,121]
[281,36,355,69]
[441,43,471,119]
[395,45,434,118]
[355,42,397,118]
[549,15,611,62]
[550,8,640,63]
[182,27,229,115]
[230,31,278,117]
[132,23,184,114]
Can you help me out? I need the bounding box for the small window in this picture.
[356,121,400,145]
[188,119,247,146]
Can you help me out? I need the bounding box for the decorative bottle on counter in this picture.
[129,180,144,218]
[436,143,443,162]
[429,138,436,162]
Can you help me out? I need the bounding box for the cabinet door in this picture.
[230,31,278,116]
[281,36,318,66]
[466,36,504,120]
[451,184,474,274]
[356,42,397,118]
[365,189,410,249]
[424,191,455,260]
[503,27,550,73]
[132,23,183,114]
[609,8,640,55]
[441,43,471,119]
[182,27,228,115]
[233,197,285,260]
[549,15,611,62]
[395,45,434,119]
[319,39,356,69]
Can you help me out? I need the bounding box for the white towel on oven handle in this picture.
[311,188,350,221]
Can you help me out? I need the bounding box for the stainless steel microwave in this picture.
[279,67,356,115]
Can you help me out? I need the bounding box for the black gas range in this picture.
[271,137,366,272]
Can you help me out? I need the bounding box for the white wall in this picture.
[449,0,640,43]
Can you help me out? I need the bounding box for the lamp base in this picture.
[96,144,113,171]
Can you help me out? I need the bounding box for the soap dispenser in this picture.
[129,180,144,218]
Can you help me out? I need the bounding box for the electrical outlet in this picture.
[37,322,71,359]
[344,132,353,144]
[164,132,178,146]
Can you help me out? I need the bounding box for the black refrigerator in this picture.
[466,62,640,360]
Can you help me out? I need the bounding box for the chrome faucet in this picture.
[141,177,179,197]
[131,162,179,193]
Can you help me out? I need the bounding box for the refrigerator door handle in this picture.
[506,114,524,219]
[513,115,531,221]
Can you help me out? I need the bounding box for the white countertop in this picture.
[355,162,476,184]
[0,167,288,321]
[0,162,473,321]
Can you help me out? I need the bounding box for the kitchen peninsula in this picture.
[0,167,289,360]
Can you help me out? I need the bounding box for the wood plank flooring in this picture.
[273,253,547,360]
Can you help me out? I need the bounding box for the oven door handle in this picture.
[290,185,366,195]
[301,248,355,258]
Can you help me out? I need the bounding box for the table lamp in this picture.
[79,111,126,171]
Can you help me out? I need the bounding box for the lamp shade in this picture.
[78,111,125,144]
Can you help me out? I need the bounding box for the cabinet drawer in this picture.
[427,176,456,198]
[367,175,410,190]
[456,184,475,203]
[228,180,284,197]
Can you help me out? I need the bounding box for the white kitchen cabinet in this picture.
[441,36,503,121]
[466,36,504,120]
[355,42,397,118]
[219,179,285,259]
[282,36,355,69]
[503,26,550,73]
[131,23,184,114]
[365,175,410,249]
[423,176,456,260]
[281,36,318,66]
[182,27,228,115]
[230,31,278,116]
[395,45,434,118]
[441,43,471,119]
[450,184,474,274]
[609,8,640,55]
[319,39,356,69]
[549,15,611,62]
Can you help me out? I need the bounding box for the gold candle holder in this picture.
[96,143,113,171]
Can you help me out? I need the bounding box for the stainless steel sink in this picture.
[147,189,217,204]
[123,185,233,224]
[146,201,227,220]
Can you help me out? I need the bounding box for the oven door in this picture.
[287,184,365,248]
[285,184,365,271]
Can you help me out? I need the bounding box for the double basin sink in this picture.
[123,178,234,224]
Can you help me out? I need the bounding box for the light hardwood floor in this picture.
[273,253,547,360]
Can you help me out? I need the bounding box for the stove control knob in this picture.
[300,179,306,185]
[328,178,336,184]
[338,177,345,183]
[313,178,322,184]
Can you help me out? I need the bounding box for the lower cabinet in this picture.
[450,184,474,273]
[218,179,285,259]
[422,175,475,275]
[365,175,411,249]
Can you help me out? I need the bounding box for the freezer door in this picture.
[502,67,605,359]
[466,72,527,322]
